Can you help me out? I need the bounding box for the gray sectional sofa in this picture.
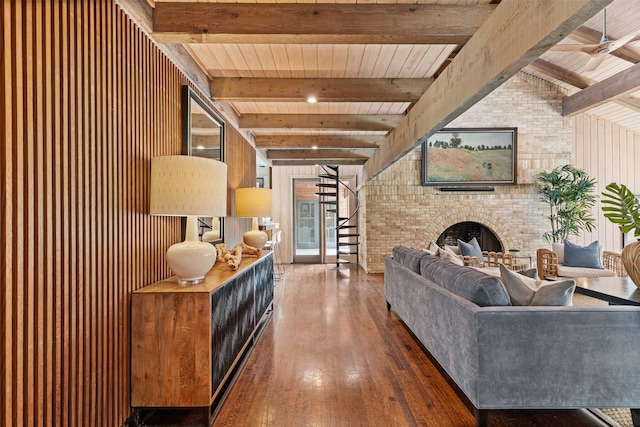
[385,246,640,427]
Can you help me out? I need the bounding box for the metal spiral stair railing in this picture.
[316,165,360,267]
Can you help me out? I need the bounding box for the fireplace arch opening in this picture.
[436,221,503,253]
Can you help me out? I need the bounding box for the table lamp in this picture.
[235,187,272,249]
[201,218,221,242]
[150,155,227,285]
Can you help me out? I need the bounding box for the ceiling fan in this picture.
[550,7,640,71]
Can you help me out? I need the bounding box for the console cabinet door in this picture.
[131,292,211,407]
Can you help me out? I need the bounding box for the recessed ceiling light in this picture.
[312,145,318,150]
[307,96,317,104]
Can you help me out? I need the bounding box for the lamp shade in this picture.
[235,188,272,218]
[149,155,228,285]
[150,155,227,217]
[235,188,272,249]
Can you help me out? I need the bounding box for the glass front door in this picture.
[293,179,323,263]
[293,176,356,264]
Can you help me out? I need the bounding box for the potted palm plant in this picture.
[535,164,597,243]
[601,182,640,287]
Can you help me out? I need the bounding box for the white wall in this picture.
[271,165,362,264]
[574,113,640,252]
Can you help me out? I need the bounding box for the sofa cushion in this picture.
[499,264,575,306]
[557,264,616,278]
[458,237,485,266]
[563,240,603,269]
[392,246,431,273]
[421,258,511,306]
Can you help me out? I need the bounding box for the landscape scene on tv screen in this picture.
[421,128,517,186]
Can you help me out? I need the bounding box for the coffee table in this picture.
[573,276,640,306]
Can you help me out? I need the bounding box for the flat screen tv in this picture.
[421,128,517,186]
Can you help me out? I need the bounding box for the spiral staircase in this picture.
[316,165,360,267]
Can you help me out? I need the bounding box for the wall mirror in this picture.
[182,85,226,245]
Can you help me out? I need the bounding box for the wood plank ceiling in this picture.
[136,0,640,172]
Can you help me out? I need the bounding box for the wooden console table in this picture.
[131,252,274,424]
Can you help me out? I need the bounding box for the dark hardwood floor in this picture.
[208,264,610,427]
[141,264,611,426]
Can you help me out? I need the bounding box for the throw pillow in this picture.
[445,244,460,255]
[552,242,565,264]
[518,267,539,279]
[437,247,464,266]
[563,240,603,269]
[457,237,485,266]
[423,241,439,255]
[499,264,575,306]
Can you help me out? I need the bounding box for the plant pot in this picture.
[621,240,640,289]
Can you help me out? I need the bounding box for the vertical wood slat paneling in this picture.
[35,2,44,424]
[42,2,54,425]
[575,113,640,252]
[224,126,257,247]
[1,2,13,426]
[0,1,225,425]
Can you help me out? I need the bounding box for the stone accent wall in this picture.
[361,72,574,273]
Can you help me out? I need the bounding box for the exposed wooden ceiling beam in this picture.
[255,135,383,149]
[211,78,433,103]
[528,58,595,89]
[239,114,401,131]
[563,61,640,116]
[364,0,611,180]
[152,3,496,44]
[615,96,640,113]
[266,149,372,160]
[528,59,640,113]
[272,159,367,166]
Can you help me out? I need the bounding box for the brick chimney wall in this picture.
[360,72,573,273]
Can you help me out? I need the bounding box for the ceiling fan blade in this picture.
[550,43,601,53]
[607,30,640,52]
[584,53,607,71]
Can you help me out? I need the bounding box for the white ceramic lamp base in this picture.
[166,216,217,285]
[243,229,268,249]
[166,241,217,284]
[201,230,220,242]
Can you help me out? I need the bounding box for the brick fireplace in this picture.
[359,72,572,273]
[359,176,548,272]
[428,209,522,255]
[437,221,503,253]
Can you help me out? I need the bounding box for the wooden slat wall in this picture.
[225,126,257,247]
[574,113,640,252]
[0,1,255,425]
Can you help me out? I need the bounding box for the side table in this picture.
[512,254,532,270]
